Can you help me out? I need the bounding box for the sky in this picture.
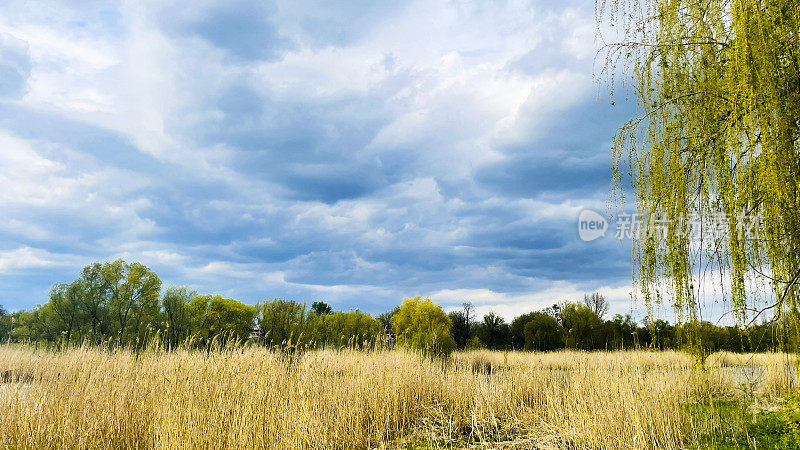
[0,0,700,321]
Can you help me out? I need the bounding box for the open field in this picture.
[0,346,796,449]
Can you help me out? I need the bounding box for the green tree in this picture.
[378,305,400,338]
[475,313,511,350]
[312,310,383,348]
[448,310,471,350]
[390,296,456,356]
[162,286,194,348]
[466,335,483,350]
[15,304,60,343]
[311,301,333,316]
[257,299,311,347]
[188,295,256,345]
[607,314,638,349]
[207,296,256,343]
[101,260,162,345]
[606,0,800,326]
[450,302,475,350]
[48,281,83,345]
[77,262,111,341]
[510,312,539,350]
[560,303,603,349]
[523,312,562,351]
[649,319,675,350]
[0,306,9,342]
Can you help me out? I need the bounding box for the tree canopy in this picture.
[391,296,456,356]
[606,0,800,325]
[188,295,256,345]
[1,260,792,354]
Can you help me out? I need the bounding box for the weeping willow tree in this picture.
[602,0,800,342]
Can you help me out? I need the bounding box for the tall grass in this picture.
[0,345,794,449]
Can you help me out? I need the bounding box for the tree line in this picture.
[447,298,790,354]
[0,260,791,354]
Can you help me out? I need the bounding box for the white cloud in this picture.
[560,7,596,60]
[0,246,79,273]
[0,0,651,318]
[431,281,635,321]
[0,131,159,253]
[0,20,118,112]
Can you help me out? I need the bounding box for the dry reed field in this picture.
[0,345,795,449]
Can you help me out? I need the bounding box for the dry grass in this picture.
[0,345,795,449]
[706,351,799,398]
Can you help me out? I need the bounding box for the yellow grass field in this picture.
[0,345,795,449]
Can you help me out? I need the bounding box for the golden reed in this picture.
[0,344,794,449]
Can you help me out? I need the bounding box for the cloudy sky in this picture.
[0,0,679,320]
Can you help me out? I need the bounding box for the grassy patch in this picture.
[691,392,800,449]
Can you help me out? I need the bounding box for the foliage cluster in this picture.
[0,261,384,351]
[607,0,800,328]
[0,263,792,355]
[448,299,791,353]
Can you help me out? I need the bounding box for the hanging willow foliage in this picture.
[603,0,800,325]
